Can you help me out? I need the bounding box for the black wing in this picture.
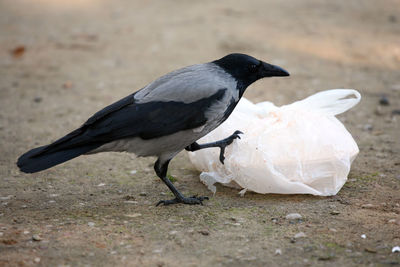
[35,88,227,156]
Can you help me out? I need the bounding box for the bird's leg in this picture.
[154,158,209,206]
[185,130,243,164]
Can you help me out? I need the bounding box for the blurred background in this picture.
[0,0,399,266]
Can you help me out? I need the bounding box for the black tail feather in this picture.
[17,143,101,173]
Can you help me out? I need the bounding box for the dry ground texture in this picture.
[1,0,400,266]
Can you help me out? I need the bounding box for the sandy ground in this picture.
[1,0,400,266]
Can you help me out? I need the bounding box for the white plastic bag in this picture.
[187,89,361,196]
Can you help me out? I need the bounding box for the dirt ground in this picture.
[1,0,399,266]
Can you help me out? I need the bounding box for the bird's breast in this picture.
[200,88,239,134]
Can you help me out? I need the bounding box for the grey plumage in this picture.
[17,53,289,206]
[135,63,237,103]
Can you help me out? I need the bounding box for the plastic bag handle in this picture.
[287,89,361,116]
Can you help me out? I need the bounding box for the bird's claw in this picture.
[218,130,243,164]
[156,196,209,206]
[232,130,243,139]
[225,130,243,145]
[219,154,225,164]
[219,147,226,164]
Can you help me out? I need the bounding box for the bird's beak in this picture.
[261,62,290,77]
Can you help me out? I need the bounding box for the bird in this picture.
[17,53,289,206]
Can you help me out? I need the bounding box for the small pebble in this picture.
[124,200,138,204]
[123,195,136,200]
[88,222,95,227]
[379,95,390,106]
[275,249,282,255]
[198,230,210,236]
[33,97,42,103]
[285,213,302,220]
[130,170,137,175]
[32,234,42,241]
[363,124,373,131]
[63,81,73,89]
[392,246,400,253]
[365,247,377,253]
[329,228,337,233]
[361,204,376,209]
[330,211,340,215]
[97,183,106,187]
[169,230,178,235]
[294,232,307,239]
[361,234,366,239]
[34,257,40,263]
[23,230,30,234]
[139,192,147,196]
[0,232,3,237]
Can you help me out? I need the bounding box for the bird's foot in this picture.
[223,130,243,145]
[156,195,209,206]
[218,130,243,164]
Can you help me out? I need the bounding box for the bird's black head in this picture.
[213,53,289,94]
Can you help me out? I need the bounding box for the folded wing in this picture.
[17,88,226,173]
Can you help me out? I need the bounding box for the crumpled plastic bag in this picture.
[187,89,361,196]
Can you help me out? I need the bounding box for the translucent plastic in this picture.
[187,89,361,196]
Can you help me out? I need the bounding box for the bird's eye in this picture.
[248,64,257,73]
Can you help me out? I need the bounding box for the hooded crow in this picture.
[17,53,289,206]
